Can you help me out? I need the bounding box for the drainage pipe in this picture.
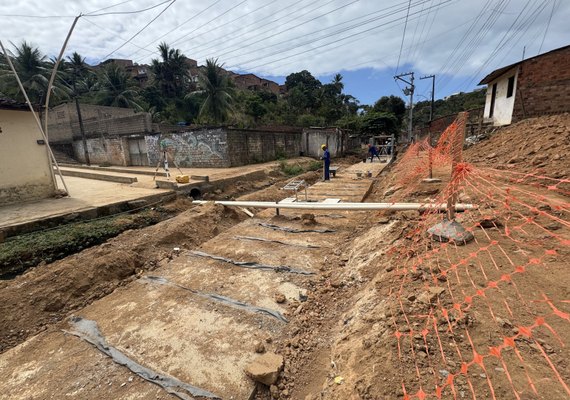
[193,200,476,211]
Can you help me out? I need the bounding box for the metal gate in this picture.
[128,138,149,166]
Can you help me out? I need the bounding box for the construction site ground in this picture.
[0,114,568,400]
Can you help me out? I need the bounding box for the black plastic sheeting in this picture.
[233,235,320,249]
[258,222,336,233]
[64,317,220,400]
[143,276,288,323]
[190,250,314,275]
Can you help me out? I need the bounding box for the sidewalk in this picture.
[0,159,304,235]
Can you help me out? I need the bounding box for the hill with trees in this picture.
[0,41,486,137]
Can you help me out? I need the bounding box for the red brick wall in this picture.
[512,46,570,122]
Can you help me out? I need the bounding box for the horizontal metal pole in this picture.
[193,200,476,211]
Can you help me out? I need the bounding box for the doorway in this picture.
[128,138,149,166]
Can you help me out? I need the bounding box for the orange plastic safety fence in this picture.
[380,113,569,399]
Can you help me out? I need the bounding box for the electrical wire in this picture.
[239,0,452,71]
[182,0,308,58]
[193,0,347,61]
[126,0,225,59]
[395,0,413,73]
[102,0,177,59]
[225,0,438,69]
[538,0,558,54]
[84,0,134,15]
[87,0,172,17]
[212,0,361,62]
[169,0,249,48]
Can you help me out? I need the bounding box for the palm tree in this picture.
[332,73,344,93]
[0,41,53,105]
[96,63,140,109]
[151,42,189,99]
[189,58,234,124]
[65,52,92,164]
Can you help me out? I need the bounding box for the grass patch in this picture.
[279,160,304,176]
[0,209,169,278]
[308,161,322,171]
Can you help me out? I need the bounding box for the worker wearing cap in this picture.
[320,144,330,181]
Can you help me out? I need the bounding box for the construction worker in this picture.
[368,144,380,162]
[321,144,330,181]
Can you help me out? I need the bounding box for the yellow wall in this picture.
[0,109,55,205]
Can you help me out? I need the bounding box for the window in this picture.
[506,76,515,98]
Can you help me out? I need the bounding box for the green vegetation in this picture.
[0,41,485,139]
[0,209,168,278]
[412,89,486,129]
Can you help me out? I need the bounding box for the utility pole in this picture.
[420,74,435,122]
[420,74,436,180]
[394,72,414,142]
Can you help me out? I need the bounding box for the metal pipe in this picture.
[193,200,476,211]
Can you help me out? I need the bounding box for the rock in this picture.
[496,317,513,328]
[384,186,401,197]
[213,189,223,195]
[487,152,497,159]
[254,341,266,354]
[507,156,521,164]
[244,353,284,386]
[270,384,279,398]
[301,213,317,225]
[418,287,445,304]
[274,293,286,304]
[546,222,562,231]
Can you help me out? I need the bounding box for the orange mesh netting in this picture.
[382,112,570,399]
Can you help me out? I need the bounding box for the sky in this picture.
[1,0,568,105]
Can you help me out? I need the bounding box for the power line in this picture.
[235,0,452,71]
[183,0,308,58]
[82,17,155,58]
[195,0,347,61]
[395,0,413,73]
[84,0,134,16]
[127,0,225,59]
[87,0,173,17]
[102,0,177,60]
[225,0,437,69]
[460,0,550,90]
[538,0,558,54]
[170,0,249,48]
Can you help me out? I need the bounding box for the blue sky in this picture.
[1,0,569,107]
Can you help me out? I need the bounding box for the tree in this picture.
[150,42,189,99]
[284,70,321,112]
[245,94,267,123]
[372,95,406,125]
[361,111,399,136]
[96,63,140,109]
[64,52,92,164]
[0,41,66,105]
[190,58,234,124]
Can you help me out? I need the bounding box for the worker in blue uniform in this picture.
[321,144,330,181]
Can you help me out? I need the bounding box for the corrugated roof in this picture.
[478,44,570,85]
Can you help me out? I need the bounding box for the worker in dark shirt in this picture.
[368,144,380,162]
[321,144,330,181]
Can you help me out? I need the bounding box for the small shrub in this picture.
[308,161,322,171]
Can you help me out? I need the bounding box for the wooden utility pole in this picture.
[446,112,467,221]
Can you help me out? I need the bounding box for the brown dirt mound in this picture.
[465,113,570,179]
[0,204,245,353]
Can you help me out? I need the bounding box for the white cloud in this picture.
[0,0,568,94]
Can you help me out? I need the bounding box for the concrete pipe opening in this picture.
[189,188,202,200]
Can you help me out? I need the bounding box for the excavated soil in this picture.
[1,118,568,400]
[465,113,569,179]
